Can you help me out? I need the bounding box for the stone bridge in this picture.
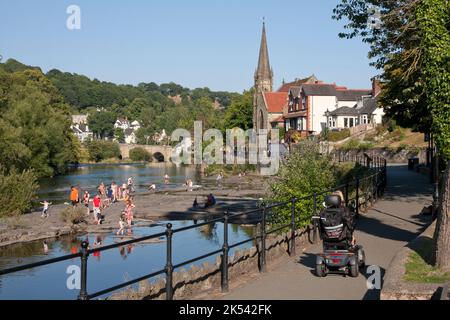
[119,144,173,162]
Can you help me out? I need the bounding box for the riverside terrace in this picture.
[0,155,387,300]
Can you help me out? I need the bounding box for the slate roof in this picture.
[358,96,379,115]
[302,84,337,96]
[329,106,360,116]
[277,75,318,92]
[336,89,372,101]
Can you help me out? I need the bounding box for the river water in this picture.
[0,164,257,299]
[37,163,203,204]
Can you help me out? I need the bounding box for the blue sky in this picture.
[0,0,378,92]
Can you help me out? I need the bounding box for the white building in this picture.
[71,115,93,142]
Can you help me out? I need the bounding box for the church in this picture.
[252,22,384,138]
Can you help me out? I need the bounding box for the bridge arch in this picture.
[153,152,165,162]
[119,144,172,163]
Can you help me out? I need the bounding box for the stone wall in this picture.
[337,148,426,164]
[109,226,312,300]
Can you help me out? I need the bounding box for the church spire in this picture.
[254,20,273,92]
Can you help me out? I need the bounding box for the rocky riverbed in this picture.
[0,174,269,248]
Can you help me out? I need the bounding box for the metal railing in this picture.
[0,155,387,300]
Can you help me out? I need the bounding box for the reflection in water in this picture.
[0,221,256,299]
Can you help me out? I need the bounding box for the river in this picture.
[37,163,203,204]
[0,163,257,299]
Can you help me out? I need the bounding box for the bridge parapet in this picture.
[119,144,173,162]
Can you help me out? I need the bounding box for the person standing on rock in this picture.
[124,200,135,229]
[164,174,170,185]
[93,194,102,225]
[83,191,90,216]
[40,200,52,218]
[70,186,79,207]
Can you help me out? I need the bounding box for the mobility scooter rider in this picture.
[314,191,365,277]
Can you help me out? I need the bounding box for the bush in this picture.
[267,140,336,228]
[61,206,87,225]
[340,139,374,151]
[0,167,38,218]
[129,147,152,162]
[340,138,361,151]
[85,140,121,163]
[327,129,350,142]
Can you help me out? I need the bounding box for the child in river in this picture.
[116,215,126,236]
[40,200,52,218]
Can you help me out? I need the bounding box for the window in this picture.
[350,118,354,127]
[344,118,348,128]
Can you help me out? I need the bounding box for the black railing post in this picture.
[165,223,174,300]
[221,211,229,292]
[290,198,296,257]
[78,241,89,300]
[345,182,349,207]
[312,192,318,244]
[260,206,267,273]
[355,178,360,217]
[374,173,378,202]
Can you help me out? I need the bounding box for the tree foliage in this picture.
[223,89,254,131]
[267,141,336,227]
[84,139,121,163]
[129,147,152,162]
[0,68,80,177]
[0,166,38,218]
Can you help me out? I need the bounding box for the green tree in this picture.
[416,0,450,270]
[333,0,450,270]
[115,128,125,143]
[88,111,116,139]
[85,140,121,162]
[267,140,336,228]
[223,90,253,131]
[129,147,152,162]
[0,68,79,177]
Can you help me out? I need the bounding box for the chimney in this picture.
[372,77,381,96]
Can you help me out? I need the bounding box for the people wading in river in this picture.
[83,191,90,216]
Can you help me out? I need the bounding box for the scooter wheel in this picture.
[350,263,359,277]
[315,264,327,277]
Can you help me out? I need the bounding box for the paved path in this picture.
[220,165,433,300]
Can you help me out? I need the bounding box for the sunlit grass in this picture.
[404,238,450,284]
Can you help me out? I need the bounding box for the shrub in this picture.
[129,147,152,162]
[267,140,336,228]
[340,138,361,151]
[85,140,121,163]
[327,129,351,142]
[61,206,87,225]
[0,167,38,218]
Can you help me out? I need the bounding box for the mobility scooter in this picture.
[312,194,366,277]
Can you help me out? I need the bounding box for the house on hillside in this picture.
[124,128,137,144]
[114,118,131,131]
[114,118,141,144]
[71,115,93,142]
[325,80,384,130]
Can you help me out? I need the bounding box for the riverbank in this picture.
[0,174,269,248]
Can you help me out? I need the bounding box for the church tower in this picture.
[253,21,273,131]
